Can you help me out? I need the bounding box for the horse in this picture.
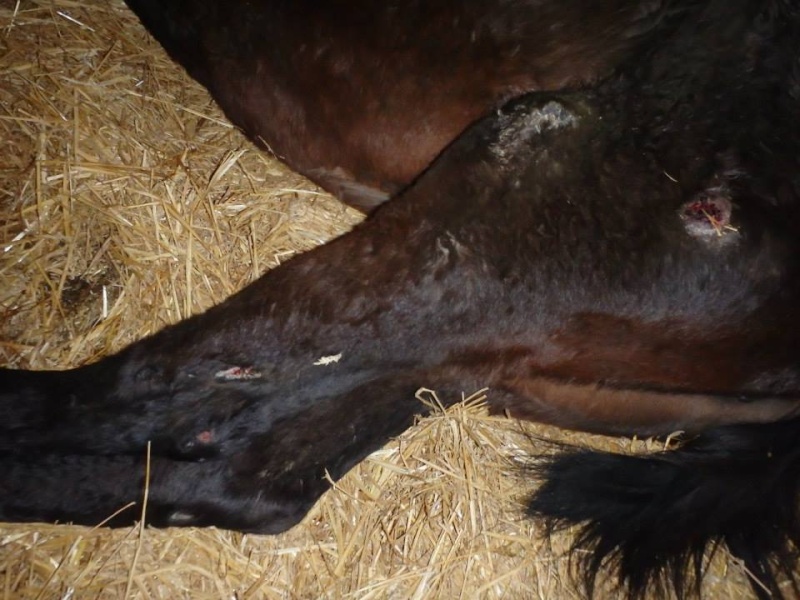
[121,0,687,211]
[2,0,799,598]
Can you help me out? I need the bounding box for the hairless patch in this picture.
[680,191,737,239]
[195,430,214,444]
[214,366,263,381]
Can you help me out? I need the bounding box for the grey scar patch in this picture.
[490,101,578,165]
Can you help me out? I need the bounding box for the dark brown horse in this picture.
[2,1,800,598]
[124,0,686,210]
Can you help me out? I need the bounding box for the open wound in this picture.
[214,366,263,381]
[680,192,737,238]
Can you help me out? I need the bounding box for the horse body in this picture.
[2,0,800,597]
[123,0,683,209]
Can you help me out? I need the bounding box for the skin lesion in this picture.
[680,189,738,240]
[214,365,264,381]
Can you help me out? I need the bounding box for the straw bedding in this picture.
[0,1,758,597]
